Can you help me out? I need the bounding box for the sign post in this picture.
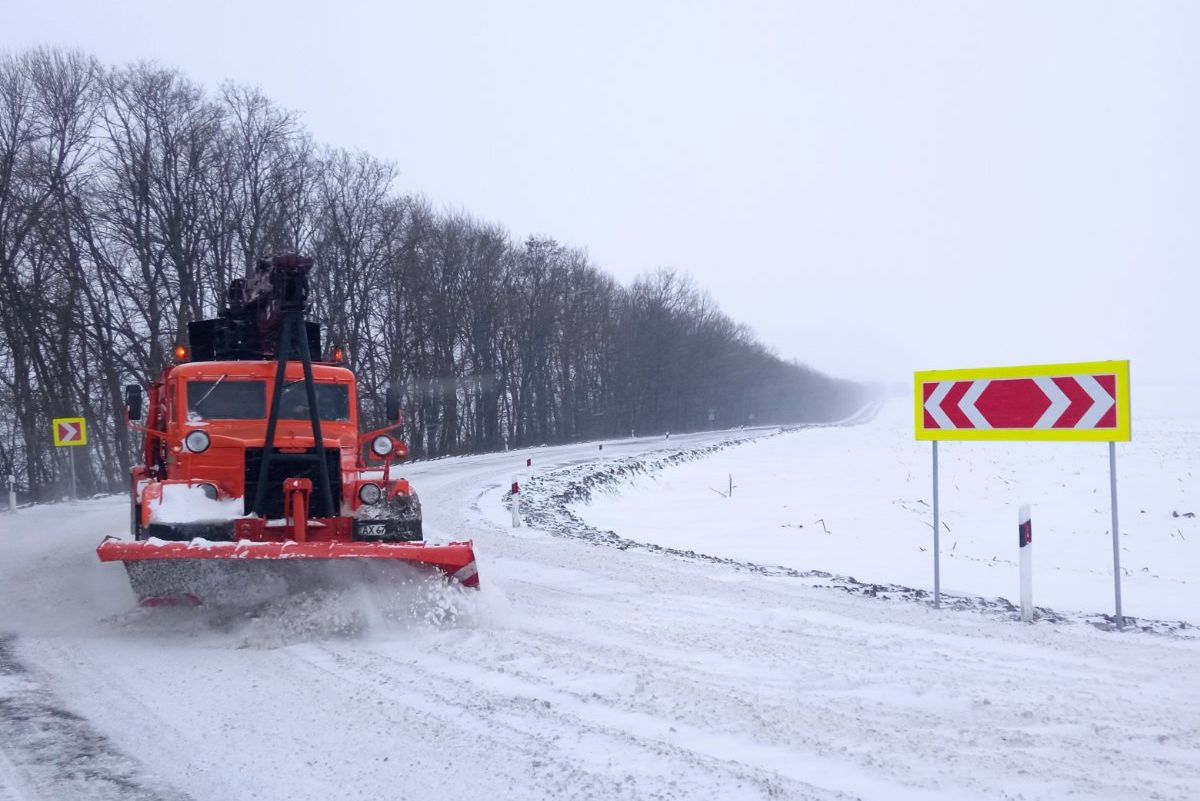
[914,361,1131,628]
[52,417,87,502]
[1109,441,1123,625]
[932,440,940,608]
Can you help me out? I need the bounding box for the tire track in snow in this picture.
[467,456,1200,801]
[476,566,1199,800]
[292,641,852,801]
[0,636,192,801]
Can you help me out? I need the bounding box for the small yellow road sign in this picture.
[52,417,87,447]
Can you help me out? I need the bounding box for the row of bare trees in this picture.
[0,48,873,501]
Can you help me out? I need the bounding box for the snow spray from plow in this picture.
[98,558,485,647]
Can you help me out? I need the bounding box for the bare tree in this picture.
[0,46,874,501]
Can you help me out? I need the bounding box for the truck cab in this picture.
[130,356,421,544]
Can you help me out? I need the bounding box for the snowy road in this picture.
[1,426,1198,800]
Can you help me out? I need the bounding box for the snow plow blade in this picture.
[97,537,479,606]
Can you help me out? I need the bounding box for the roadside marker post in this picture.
[52,417,87,502]
[6,474,15,514]
[915,361,1131,628]
[511,478,521,528]
[1019,505,1033,622]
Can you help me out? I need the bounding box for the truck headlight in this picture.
[184,431,210,453]
[358,483,382,504]
[371,435,393,457]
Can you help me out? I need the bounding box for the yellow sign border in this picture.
[914,361,1130,442]
[52,416,88,447]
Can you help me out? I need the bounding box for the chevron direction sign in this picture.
[52,417,88,447]
[914,361,1130,442]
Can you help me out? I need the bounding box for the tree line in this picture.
[0,48,874,501]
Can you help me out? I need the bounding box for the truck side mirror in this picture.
[385,381,401,424]
[125,384,143,422]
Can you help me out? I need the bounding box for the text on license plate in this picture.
[361,524,387,536]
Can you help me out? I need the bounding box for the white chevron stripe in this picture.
[959,380,991,429]
[1074,375,1116,429]
[1033,377,1070,429]
[924,381,955,429]
[453,561,479,583]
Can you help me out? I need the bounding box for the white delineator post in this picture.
[7,475,15,513]
[1019,504,1033,622]
[510,478,521,528]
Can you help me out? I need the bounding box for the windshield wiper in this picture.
[191,374,227,411]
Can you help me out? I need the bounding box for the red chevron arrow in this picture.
[56,421,81,443]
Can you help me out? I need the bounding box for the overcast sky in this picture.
[6,1,1198,386]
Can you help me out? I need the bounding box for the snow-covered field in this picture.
[0,414,1197,800]
[578,394,1200,625]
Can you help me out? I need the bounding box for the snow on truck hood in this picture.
[148,483,245,524]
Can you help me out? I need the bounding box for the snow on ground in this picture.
[577,391,1200,625]
[0,422,1197,800]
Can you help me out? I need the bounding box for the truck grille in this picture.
[244,447,342,519]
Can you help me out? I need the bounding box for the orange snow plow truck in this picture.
[97,253,478,605]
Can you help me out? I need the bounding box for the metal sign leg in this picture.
[69,447,77,502]
[1109,441,1124,630]
[933,440,940,609]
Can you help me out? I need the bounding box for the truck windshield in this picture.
[277,381,351,422]
[186,380,350,422]
[187,380,265,421]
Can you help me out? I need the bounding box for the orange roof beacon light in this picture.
[173,344,190,363]
[330,345,345,364]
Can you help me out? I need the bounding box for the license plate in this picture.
[360,523,387,537]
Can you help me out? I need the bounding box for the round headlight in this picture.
[198,483,218,500]
[184,430,210,453]
[371,435,393,457]
[358,483,382,505]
